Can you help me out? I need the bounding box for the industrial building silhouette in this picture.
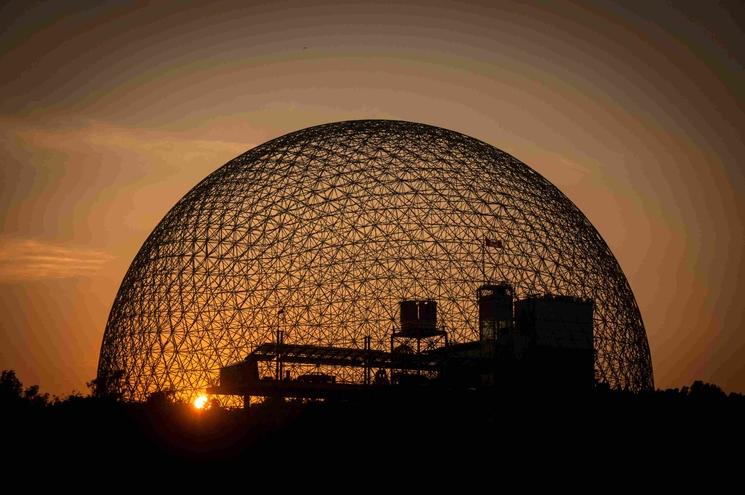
[211,283,595,406]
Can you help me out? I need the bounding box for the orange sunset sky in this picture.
[1,0,744,395]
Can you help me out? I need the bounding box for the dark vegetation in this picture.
[3,369,743,470]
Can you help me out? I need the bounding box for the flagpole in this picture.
[481,236,486,283]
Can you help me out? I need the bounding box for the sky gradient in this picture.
[1,0,744,395]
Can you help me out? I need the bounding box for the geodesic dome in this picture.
[97,120,653,400]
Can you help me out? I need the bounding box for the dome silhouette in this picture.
[97,120,653,400]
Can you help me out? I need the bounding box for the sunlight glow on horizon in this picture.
[192,394,209,410]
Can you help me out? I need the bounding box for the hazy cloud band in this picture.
[0,238,113,281]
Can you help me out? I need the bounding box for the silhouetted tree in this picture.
[689,380,727,401]
[23,384,50,407]
[146,390,175,410]
[1,369,51,410]
[0,370,23,405]
[86,369,124,401]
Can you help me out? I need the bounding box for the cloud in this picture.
[0,238,114,281]
[3,116,249,168]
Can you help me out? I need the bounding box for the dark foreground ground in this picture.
[4,377,745,476]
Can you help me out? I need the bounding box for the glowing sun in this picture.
[193,394,209,410]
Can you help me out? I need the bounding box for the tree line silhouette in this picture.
[3,368,743,468]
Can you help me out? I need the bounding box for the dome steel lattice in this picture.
[97,120,653,400]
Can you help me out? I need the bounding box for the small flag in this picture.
[485,237,503,249]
